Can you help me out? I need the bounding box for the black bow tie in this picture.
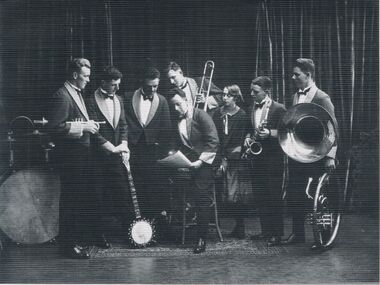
[180,81,188,89]
[143,95,153,101]
[101,90,114,99]
[254,101,265,109]
[297,87,311,96]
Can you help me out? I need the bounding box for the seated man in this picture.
[167,87,219,254]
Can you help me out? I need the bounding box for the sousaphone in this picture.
[278,103,341,248]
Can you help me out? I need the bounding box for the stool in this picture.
[181,184,223,244]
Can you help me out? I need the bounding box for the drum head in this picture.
[130,219,154,246]
[0,168,60,244]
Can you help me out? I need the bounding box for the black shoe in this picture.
[267,236,281,247]
[193,238,206,254]
[310,243,333,251]
[64,245,90,259]
[93,235,111,249]
[250,233,266,241]
[281,233,305,245]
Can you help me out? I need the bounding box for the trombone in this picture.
[193,60,215,111]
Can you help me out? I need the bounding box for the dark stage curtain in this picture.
[0,0,378,211]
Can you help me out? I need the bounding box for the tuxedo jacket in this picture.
[47,81,91,152]
[246,100,286,170]
[291,88,338,159]
[123,88,172,151]
[86,88,128,149]
[174,108,220,166]
[186,77,199,103]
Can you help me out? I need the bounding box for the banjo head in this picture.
[129,219,155,247]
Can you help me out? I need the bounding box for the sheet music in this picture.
[157,150,192,168]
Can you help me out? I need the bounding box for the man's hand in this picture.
[325,157,336,173]
[190,160,203,170]
[244,137,252,147]
[114,144,130,154]
[121,151,130,163]
[195,93,205,103]
[256,128,270,139]
[82,120,99,134]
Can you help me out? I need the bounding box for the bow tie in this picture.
[101,90,114,99]
[180,81,188,89]
[254,101,265,109]
[143,94,153,101]
[297,87,311,96]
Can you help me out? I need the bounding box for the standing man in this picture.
[168,87,219,254]
[166,61,221,116]
[47,58,99,259]
[86,66,132,249]
[123,67,172,221]
[282,58,338,250]
[245,76,286,247]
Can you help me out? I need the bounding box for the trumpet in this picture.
[194,60,215,111]
[33,117,106,126]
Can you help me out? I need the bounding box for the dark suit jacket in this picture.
[124,88,172,153]
[46,81,91,153]
[86,88,128,149]
[175,108,220,166]
[246,100,286,170]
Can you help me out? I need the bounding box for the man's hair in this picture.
[165,61,182,74]
[99,66,123,82]
[294,58,315,79]
[251,76,272,91]
[141,66,160,81]
[67,58,91,79]
[167,87,186,101]
[225,84,244,102]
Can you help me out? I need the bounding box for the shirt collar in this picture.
[298,83,316,94]
[67,81,82,93]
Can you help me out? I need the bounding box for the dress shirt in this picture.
[139,90,152,126]
[100,88,115,120]
[180,81,194,113]
[297,84,316,104]
[254,96,272,129]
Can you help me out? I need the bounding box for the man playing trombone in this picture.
[166,61,220,116]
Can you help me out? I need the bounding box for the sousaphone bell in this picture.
[278,103,337,163]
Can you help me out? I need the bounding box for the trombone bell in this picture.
[278,103,337,163]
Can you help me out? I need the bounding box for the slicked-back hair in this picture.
[141,66,160,82]
[294,58,315,79]
[251,76,272,92]
[99,66,123,82]
[167,87,186,101]
[165,61,182,74]
[67,58,91,79]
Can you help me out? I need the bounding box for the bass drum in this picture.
[0,167,60,244]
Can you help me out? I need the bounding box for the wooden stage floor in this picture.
[0,213,378,284]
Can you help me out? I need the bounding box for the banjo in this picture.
[121,156,155,247]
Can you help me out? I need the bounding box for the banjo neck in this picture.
[122,158,141,219]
